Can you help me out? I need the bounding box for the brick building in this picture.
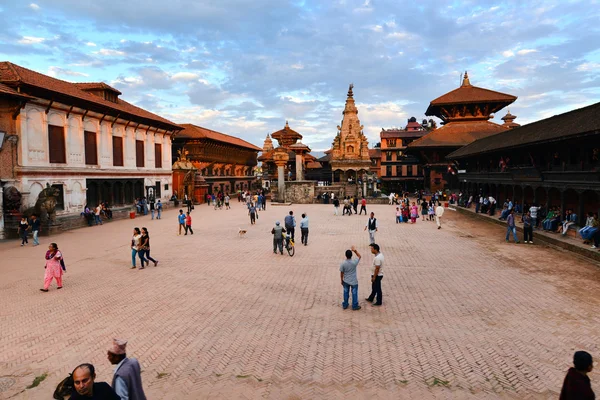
[0,62,180,236]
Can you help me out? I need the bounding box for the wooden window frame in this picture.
[48,125,66,164]
[136,140,145,168]
[154,143,162,168]
[84,131,98,165]
[112,136,124,167]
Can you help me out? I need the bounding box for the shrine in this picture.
[329,84,372,197]
[406,72,517,191]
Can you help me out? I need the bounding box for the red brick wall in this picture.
[0,99,18,180]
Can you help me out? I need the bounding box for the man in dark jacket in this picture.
[107,339,147,400]
[560,350,595,399]
[70,363,120,400]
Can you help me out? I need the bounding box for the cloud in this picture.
[47,66,89,78]
[29,3,40,10]
[18,36,45,44]
[171,72,200,81]
[517,49,538,55]
[86,42,97,47]
[96,48,126,56]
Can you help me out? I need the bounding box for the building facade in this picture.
[172,124,261,198]
[448,101,600,225]
[380,117,428,193]
[0,62,179,237]
[407,72,517,192]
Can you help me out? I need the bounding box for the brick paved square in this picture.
[0,203,599,399]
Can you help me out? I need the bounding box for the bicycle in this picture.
[284,234,295,256]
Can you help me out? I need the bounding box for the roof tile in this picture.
[178,124,261,151]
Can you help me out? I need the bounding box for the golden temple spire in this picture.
[462,71,471,87]
[347,83,354,98]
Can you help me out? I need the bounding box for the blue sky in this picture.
[1,0,599,150]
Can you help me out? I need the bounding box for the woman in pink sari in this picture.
[410,202,419,223]
[40,242,63,292]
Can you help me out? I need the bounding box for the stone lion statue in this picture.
[23,183,60,223]
[2,186,22,212]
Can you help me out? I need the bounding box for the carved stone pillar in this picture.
[295,153,303,180]
[272,147,290,203]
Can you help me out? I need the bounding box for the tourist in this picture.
[300,213,309,246]
[107,339,147,400]
[401,204,409,223]
[529,204,539,229]
[131,228,142,269]
[559,209,577,236]
[225,194,231,209]
[30,214,41,246]
[135,198,142,214]
[505,209,519,243]
[365,243,384,306]
[177,210,186,236]
[395,207,401,224]
[488,195,497,216]
[340,245,361,310]
[207,193,212,206]
[155,200,163,219]
[580,212,598,243]
[187,197,193,214]
[343,196,350,215]
[285,211,296,241]
[359,196,367,215]
[184,211,194,235]
[559,350,595,399]
[435,202,444,229]
[139,228,158,267]
[69,363,120,400]
[420,199,428,221]
[353,196,358,214]
[271,221,286,255]
[428,202,435,221]
[523,210,534,244]
[410,202,418,223]
[249,203,258,225]
[18,216,29,246]
[333,196,340,216]
[40,242,64,292]
[364,212,378,244]
[94,204,103,225]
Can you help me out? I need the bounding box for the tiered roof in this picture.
[270,121,303,148]
[177,124,261,151]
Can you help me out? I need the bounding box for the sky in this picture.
[1,0,599,151]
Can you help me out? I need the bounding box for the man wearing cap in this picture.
[365,243,384,306]
[107,339,147,400]
[271,221,286,255]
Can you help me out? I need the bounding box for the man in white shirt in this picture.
[435,202,445,229]
[95,205,103,225]
[365,243,384,306]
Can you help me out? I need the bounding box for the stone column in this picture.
[275,161,286,202]
[295,153,304,181]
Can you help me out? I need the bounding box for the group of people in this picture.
[65,339,146,400]
[339,243,384,309]
[271,211,310,253]
[81,203,112,226]
[130,227,159,269]
[18,214,41,246]
[331,195,367,216]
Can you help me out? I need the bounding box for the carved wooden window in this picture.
[136,140,144,168]
[154,143,162,168]
[387,139,396,147]
[112,136,124,166]
[84,131,98,165]
[48,125,66,163]
[386,151,392,161]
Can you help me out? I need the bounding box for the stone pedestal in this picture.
[295,153,304,181]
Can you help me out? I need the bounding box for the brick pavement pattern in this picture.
[0,203,599,399]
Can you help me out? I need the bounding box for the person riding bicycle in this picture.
[271,221,286,255]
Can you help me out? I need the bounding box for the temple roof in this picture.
[74,82,122,95]
[178,124,261,151]
[368,148,381,158]
[448,101,600,159]
[270,121,302,147]
[425,71,516,120]
[407,120,508,149]
[0,61,180,130]
[381,129,428,139]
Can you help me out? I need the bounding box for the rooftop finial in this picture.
[347,83,354,98]
[462,71,471,87]
[285,120,289,128]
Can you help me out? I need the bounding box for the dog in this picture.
[238,228,248,238]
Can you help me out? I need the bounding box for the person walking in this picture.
[139,228,158,267]
[395,207,401,224]
[505,209,519,243]
[365,243,384,306]
[95,204,103,225]
[353,196,358,214]
[559,351,595,400]
[225,194,231,210]
[177,209,186,235]
[410,202,418,223]
[184,212,194,235]
[284,211,296,241]
[435,202,444,229]
[523,210,534,244]
[340,245,362,310]
[155,200,162,219]
[18,216,29,246]
[249,203,258,224]
[150,200,155,220]
[300,213,309,246]
[359,197,367,215]
[271,221,286,255]
[131,228,142,269]
[31,214,41,246]
[364,212,378,244]
[420,200,428,221]
[107,339,147,400]
[333,196,340,216]
[40,242,64,292]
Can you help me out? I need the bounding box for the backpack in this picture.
[53,374,74,399]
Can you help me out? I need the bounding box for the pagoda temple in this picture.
[329,84,372,195]
[407,72,517,191]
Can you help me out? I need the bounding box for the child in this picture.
[428,204,435,221]
[401,206,409,223]
[396,207,401,224]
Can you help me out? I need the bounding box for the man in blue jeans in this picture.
[340,245,362,310]
[506,209,520,243]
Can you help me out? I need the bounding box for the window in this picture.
[387,139,396,147]
[155,143,162,168]
[136,140,144,168]
[51,184,64,210]
[155,181,162,198]
[386,165,392,176]
[84,131,98,165]
[396,150,403,159]
[112,136,124,166]
[386,151,392,161]
[48,125,66,163]
[407,165,413,176]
